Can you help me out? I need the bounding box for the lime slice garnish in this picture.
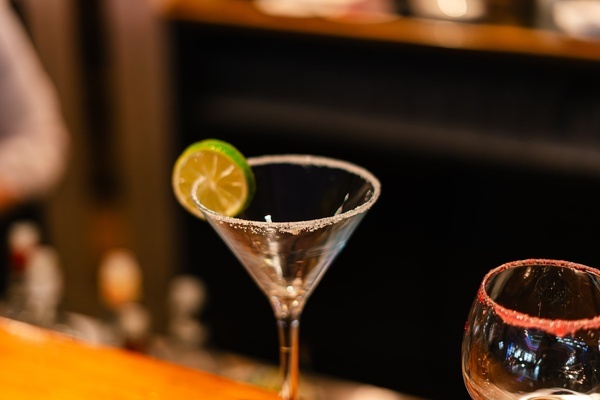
[172,139,255,220]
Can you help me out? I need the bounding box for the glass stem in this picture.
[277,315,300,400]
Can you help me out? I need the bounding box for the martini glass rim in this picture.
[192,153,381,233]
[478,258,600,336]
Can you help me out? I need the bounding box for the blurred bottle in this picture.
[168,275,206,321]
[167,274,209,347]
[0,220,40,320]
[20,245,93,341]
[117,301,152,353]
[151,274,216,371]
[97,247,143,347]
[22,245,63,327]
[98,247,142,311]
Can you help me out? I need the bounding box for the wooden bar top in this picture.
[0,317,279,400]
[155,0,600,63]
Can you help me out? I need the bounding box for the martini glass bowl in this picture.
[192,154,380,400]
[462,259,600,400]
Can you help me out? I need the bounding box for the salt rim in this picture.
[191,154,381,234]
[478,258,600,337]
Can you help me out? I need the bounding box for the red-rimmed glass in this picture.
[462,259,600,400]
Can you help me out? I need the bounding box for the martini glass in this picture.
[191,154,380,400]
[462,259,600,400]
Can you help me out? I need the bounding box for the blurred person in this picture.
[0,0,69,212]
[0,0,70,291]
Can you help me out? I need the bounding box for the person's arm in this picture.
[0,0,70,213]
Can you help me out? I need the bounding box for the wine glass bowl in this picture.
[192,154,380,400]
[462,259,600,400]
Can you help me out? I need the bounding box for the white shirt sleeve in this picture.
[0,0,69,201]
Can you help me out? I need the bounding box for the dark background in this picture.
[168,21,600,400]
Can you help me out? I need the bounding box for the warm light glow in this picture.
[410,0,485,21]
[437,0,467,17]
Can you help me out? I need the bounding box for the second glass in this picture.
[462,258,600,400]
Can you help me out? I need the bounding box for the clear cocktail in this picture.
[191,153,381,400]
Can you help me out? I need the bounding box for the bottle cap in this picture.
[98,248,142,310]
[168,275,207,318]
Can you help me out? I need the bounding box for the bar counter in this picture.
[156,0,600,63]
[0,317,279,399]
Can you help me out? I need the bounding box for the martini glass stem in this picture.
[277,315,300,400]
